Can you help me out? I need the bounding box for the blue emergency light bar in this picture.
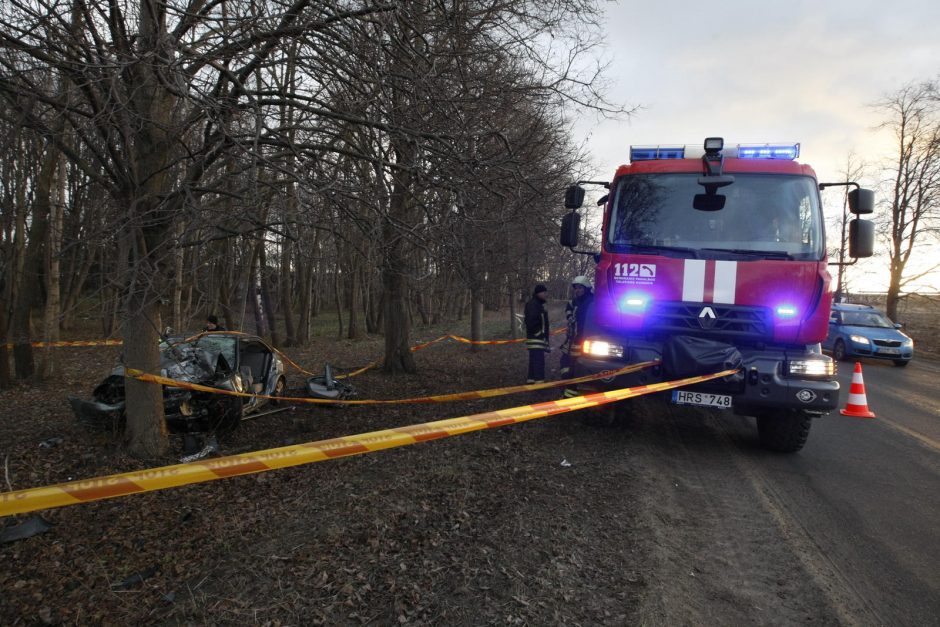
[630,146,685,161]
[629,142,800,161]
[737,143,800,160]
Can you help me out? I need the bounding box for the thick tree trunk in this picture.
[122,297,167,457]
[886,263,904,321]
[381,133,417,373]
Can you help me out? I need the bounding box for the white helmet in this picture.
[571,275,592,289]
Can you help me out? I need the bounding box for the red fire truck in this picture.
[561,137,875,452]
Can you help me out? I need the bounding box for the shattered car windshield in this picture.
[190,335,237,368]
[159,335,237,381]
[607,173,824,260]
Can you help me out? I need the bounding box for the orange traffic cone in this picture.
[840,362,876,419]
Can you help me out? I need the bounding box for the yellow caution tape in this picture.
[0,368,737,517]
[330,329,566,378]
[3,339,123,349]
[125,360,659,405]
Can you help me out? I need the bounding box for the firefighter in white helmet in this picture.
[561,275,594,398]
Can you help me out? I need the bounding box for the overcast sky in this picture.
[572,1,940,292]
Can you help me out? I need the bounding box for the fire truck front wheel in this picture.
[756,409,812,453]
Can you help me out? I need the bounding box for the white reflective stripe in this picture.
[683,260,706,302]
[847,392,868,405]
[713,261,737,304]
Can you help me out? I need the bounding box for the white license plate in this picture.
[878,347,900,355]
[672,390,733,408]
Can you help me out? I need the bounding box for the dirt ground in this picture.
[0,304,913,625]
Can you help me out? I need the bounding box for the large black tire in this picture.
[832,339,847,362]
[756,410,812,453]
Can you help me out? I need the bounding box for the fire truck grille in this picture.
[872,339,902,347]
[647,302,771,340]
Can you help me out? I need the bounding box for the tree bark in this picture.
[41,157,66,378]
[382,137,417,373]
[122,296,167,457]
[469,285,483,352]
[11,151,55,379]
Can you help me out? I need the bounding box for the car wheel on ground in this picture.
[833,339,847,361]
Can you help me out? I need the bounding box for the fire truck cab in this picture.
[561,138,875,452]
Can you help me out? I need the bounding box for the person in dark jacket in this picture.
[204,314,225,332]
[524,284,550,383]
[561,276,593,397]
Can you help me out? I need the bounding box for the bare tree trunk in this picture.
[508,284,518,339]
[261,262,279,346]
[414,290,430,326]
[123,295,166,457]
[0,305,10,389]
[297,261,313,343]
[41,158,65,378]
[469,285,483,352]
[172,220,184,331]
[11,152,55,379]
[347,261,363,340]
[333,262,344,338]
[279,232,296,346]
[381,135,417,373]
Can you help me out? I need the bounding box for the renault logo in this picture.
[698,306,717,329]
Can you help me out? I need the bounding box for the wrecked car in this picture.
[69,332,287,434]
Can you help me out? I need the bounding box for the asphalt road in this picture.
[719,355,940,625]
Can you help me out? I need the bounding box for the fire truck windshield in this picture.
[607,173,824,260]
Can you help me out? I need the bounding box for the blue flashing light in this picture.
[619,293,650,313]
[775,305,798,319]
[630,146,685,161]
[737,143,800,160]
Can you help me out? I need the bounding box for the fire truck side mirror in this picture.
[564,185,585,209]
[849,218,875,258]
[560,212,580,247]
[848,188,874,215]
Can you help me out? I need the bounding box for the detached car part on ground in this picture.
[305,364,356,401]
[69,332,287,435]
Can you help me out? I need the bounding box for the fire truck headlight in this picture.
[582,339,624,359]
[786,356,835,378]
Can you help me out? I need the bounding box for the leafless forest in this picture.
[0,1,620,455]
